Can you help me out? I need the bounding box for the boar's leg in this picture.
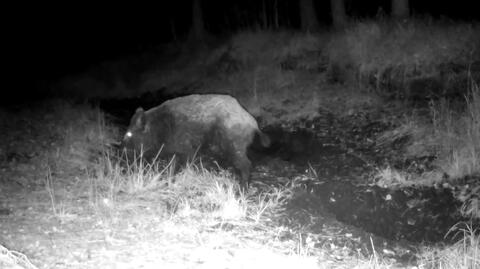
[232,149,252,190]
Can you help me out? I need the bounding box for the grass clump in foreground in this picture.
[83,151,325,268]
[86,151,417,268]
[0,244,38,269]
[90,152,479,269]
[418,223,479,269]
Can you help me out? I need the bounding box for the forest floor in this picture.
[0,98,478,268]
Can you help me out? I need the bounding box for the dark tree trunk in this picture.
[392,0,409,20]
[191,0,205,40]
[299,0,319,32]
[330,0,347,29]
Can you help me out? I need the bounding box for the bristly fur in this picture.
[122,94,270,188]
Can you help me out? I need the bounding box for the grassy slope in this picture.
[1,102,477,268]
[0,103,364,268]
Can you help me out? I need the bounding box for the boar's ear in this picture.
[133,107,147,130]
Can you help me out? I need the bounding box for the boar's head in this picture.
[122,107,156,157]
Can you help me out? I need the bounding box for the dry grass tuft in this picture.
[376,82,480,183]
[0,100,120,188]
[327,19,480,93]
[0,244,38,269]
[436,84,480,179]
[418,223,480,269]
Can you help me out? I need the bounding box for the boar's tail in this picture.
[257,131,271,148]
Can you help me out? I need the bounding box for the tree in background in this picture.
[330,0,347,29]
[190,0,206,41]
[299,0,320,32]
[392,0,409,20]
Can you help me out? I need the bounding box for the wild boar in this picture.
[122,94,270,188]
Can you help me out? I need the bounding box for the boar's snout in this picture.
[120,131,134,149]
